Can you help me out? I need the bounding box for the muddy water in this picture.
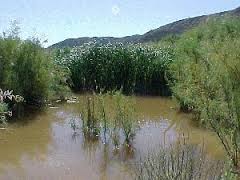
[0,96,225,180]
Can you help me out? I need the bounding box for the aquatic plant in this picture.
[81,96,101,138]
[55,43,174,96]
[77,91,137,147]
[134,140,231,180]
[97,92,108,143]
[114,91,136,145]
[69,117,81,133]
[0,88,23,123]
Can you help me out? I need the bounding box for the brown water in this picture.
[0,96,225,180]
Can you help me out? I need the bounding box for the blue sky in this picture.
[0,0,239,46]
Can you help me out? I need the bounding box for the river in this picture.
[0,95,225,179]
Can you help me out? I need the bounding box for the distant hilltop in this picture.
[49,6,240,49]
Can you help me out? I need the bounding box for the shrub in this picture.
[170,17,240,172]
[9,40,51,105]
[0,38,19,88]
[0,25,69,106]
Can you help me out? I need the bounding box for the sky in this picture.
[0,0,239,47]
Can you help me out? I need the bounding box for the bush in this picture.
[170,17,240,171]
[0,38,19,88]
[9,40,51,105]
[0,26,69,106]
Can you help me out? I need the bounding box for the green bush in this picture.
[0,29,69,106]
[0,38,19,88]
[170,17,240,171]
[114,91,136,145]
[9,40,50,105]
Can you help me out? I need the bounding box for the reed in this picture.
[114,91,136,145]
[81,96,101,138]
[134,140,233,180]
[76,91,137,147]
[55,43,174,96]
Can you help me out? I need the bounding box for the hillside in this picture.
[49,6,240,49]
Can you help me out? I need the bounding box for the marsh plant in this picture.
[97,92,108,143]
[0,89,23,123]
[69,117,81,133]
[134,140,235,180]
[76,91,137,147]
[81,96,101,138]
[114,91,137,145]
[55,43,174,96]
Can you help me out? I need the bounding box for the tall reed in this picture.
[55,43,174,96]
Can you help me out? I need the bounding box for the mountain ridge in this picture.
[49,6,240,49]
